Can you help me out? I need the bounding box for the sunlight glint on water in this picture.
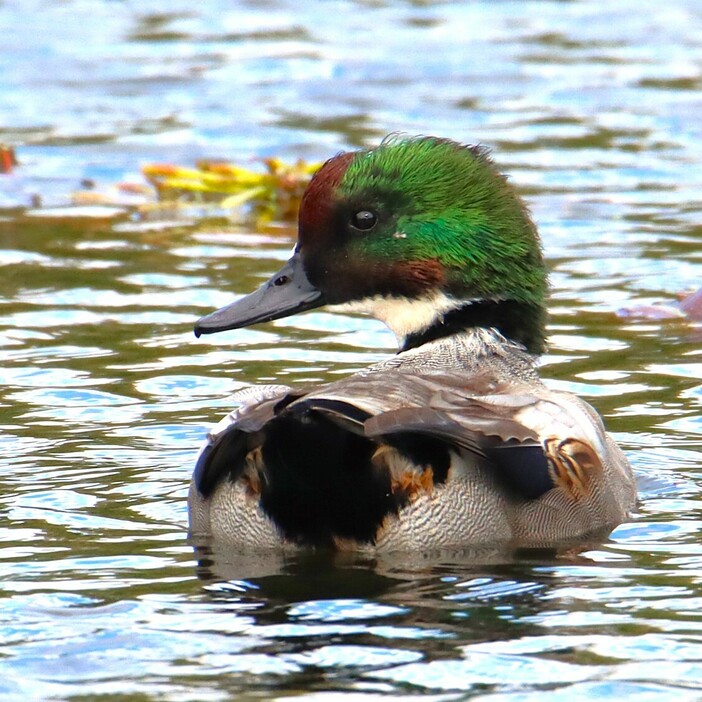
[1,1,702,700]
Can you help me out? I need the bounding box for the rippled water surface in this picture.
[2,1,702,699]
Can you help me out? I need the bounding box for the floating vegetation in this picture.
[65,157,321,226]
[0,145,17,174]
[2,148,319,227]
[142,157,320,224]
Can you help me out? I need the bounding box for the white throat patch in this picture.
[329,292,465,344]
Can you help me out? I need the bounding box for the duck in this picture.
[189,135,637,551]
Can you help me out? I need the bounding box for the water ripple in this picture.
[1,1,702,700]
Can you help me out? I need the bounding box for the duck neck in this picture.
[400,299,546,355]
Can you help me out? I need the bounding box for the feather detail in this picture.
[545,437,602,500]
[371,444,436,503]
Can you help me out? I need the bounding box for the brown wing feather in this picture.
[292,370,566,501]
[197,369,605,505]
[364,406,488,455]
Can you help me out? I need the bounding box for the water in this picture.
[2,1,702,699]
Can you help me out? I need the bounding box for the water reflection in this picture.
[1,0,702,699]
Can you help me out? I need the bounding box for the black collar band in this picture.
[400,299,546,354]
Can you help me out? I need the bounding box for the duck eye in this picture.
[351,210,377,231]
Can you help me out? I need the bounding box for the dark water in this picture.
[2,1,702,699]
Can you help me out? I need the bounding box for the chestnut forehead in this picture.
[298,151,355,244]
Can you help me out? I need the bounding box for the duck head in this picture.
[195,135,548,353]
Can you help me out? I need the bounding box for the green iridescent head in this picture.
[298,135,547,350]
[195,135,548,353]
